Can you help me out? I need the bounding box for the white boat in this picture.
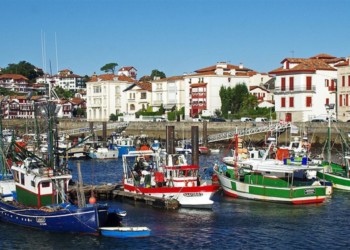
[88,147,119,159]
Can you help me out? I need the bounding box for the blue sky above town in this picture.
[1,0,350,78]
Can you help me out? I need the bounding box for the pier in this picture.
[68,184,180,209]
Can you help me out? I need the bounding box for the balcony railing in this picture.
[274,85,316,94]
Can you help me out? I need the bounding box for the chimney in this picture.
[239,63,243,69]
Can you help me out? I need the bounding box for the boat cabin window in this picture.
[41,182,50,188]
[20,173,25,185]
[31,180,35,187]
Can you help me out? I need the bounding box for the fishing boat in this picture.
[100,226,151,238]
[316,107,350,190]
[88,146,119,159]
[0,101,126,234]
[122,150,220,208]
[214,135,331,204]
[110,133,136,157]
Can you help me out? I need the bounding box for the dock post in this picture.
[191,126,199,166]
[166,126,175,154]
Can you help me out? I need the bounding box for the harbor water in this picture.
[1,153,349,250]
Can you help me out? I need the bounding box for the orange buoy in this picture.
[89,196,96,204]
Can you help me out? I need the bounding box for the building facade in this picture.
[269,54,346,122]
[86,74,135,122]
[336,57,350,122]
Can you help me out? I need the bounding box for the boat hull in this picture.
[216,171,327,204]
[0,202,113,234]
[318,172,350,190]
[123,183,220,208]
[88,150,119,159]
[100,227,151,238]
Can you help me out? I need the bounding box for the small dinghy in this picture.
[99,226,151,238]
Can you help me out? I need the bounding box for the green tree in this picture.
[150,69,166,80]
[100,63,118,74]
[109,113,118,121]
[242,94,258,110]
[1,61,43,83]
[0,87,16,96]
[54,86,74,99]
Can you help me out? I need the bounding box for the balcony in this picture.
[191,92,207,98]
[274,85,316,95]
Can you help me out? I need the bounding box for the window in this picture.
[348,75,350,87]
[41,182,50,188]
[130,104,135,111]
[342,76,345,87]
[306,96,312,107]
[281,78,286,91]
[289,77,294,91]
[281,97,286,107]
[93,86,101,93]
[339,94,343,106]
[306,76,312,90]
[21,173,25,185]
[326,98,329,105]
[140,92,147,99]
[289,97,294,107]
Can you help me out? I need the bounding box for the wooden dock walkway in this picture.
[68,183,179,209]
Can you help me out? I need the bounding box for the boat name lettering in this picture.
[36,217,46,224]
[183,193,203,197]
[304,189,316,195]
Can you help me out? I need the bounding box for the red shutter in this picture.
[306,77,312,90]
[289,97,294,107]
[289,77,294,90]
[281,78,286,91]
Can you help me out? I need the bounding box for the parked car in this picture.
[311,117,337,122]
[240,117,253,122]
[255,117,268,122]
[210,117,226,122]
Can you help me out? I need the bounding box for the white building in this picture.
[117,66,137,80]
[335,56,350,122]
[183,62,272,119]
[86,74,135,122]
[123,81,152,114]
[269,53,346,122]
[151,76,185,113]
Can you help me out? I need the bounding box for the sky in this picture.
[1,0,350,78]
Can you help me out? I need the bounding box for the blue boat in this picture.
[100,226,151,238]
[0,101,126,235]
[110,134,136,157]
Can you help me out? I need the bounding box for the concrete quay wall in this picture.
[3,119,348,146]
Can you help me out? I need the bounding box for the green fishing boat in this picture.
[214,158,330,204]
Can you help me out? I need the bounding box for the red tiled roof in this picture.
[335,59,350,67]
[70,97,85,105]
[152,75,184,82]
[0,74,28,81]
[118,66,136,71]
[309,53,336,59]
[88,74,135,83]
[195,63,253,73]
[269,58,336,74]
[191,83,207,88]
[249,86,270,93]
[135,81,152,91]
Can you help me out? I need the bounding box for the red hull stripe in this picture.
[124,184,220,194]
